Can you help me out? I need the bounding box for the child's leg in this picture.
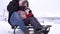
[24,17,42,29]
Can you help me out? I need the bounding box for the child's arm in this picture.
[26,9,34,18]
[26,12,34,18]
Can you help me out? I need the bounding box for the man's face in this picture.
[19,0,25,6]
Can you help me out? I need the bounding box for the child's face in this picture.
[24,2,28,7]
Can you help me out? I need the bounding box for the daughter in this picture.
[18,1,43,30]
[18,1,34,19]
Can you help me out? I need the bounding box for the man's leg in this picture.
[10,12,27,33]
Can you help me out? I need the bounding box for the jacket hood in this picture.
[12,0,19,2]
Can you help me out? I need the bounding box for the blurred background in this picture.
[0,0,60,34]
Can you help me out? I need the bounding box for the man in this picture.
[7,0,25,28]
[7,0,19,27]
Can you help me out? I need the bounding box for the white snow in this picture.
[0,21,25,34]
[0,20,60,34]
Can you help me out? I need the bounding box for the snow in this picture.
[0,21,24,34]
[0,20,60,34]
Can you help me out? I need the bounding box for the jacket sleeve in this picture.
[26,9,34,18]
[29,9,34,17]
[7,1,18,24]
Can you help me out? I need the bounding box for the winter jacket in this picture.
[7,0,19,26]
[26,10,34,18]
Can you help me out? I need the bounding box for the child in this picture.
[22,1,43,30]
[18,1,34,19]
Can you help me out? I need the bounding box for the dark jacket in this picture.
[7,0,19,26]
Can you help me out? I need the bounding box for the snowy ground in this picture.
[0,21,25,34]
[0,20,60,34]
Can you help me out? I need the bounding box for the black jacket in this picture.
[7,0,19,26]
